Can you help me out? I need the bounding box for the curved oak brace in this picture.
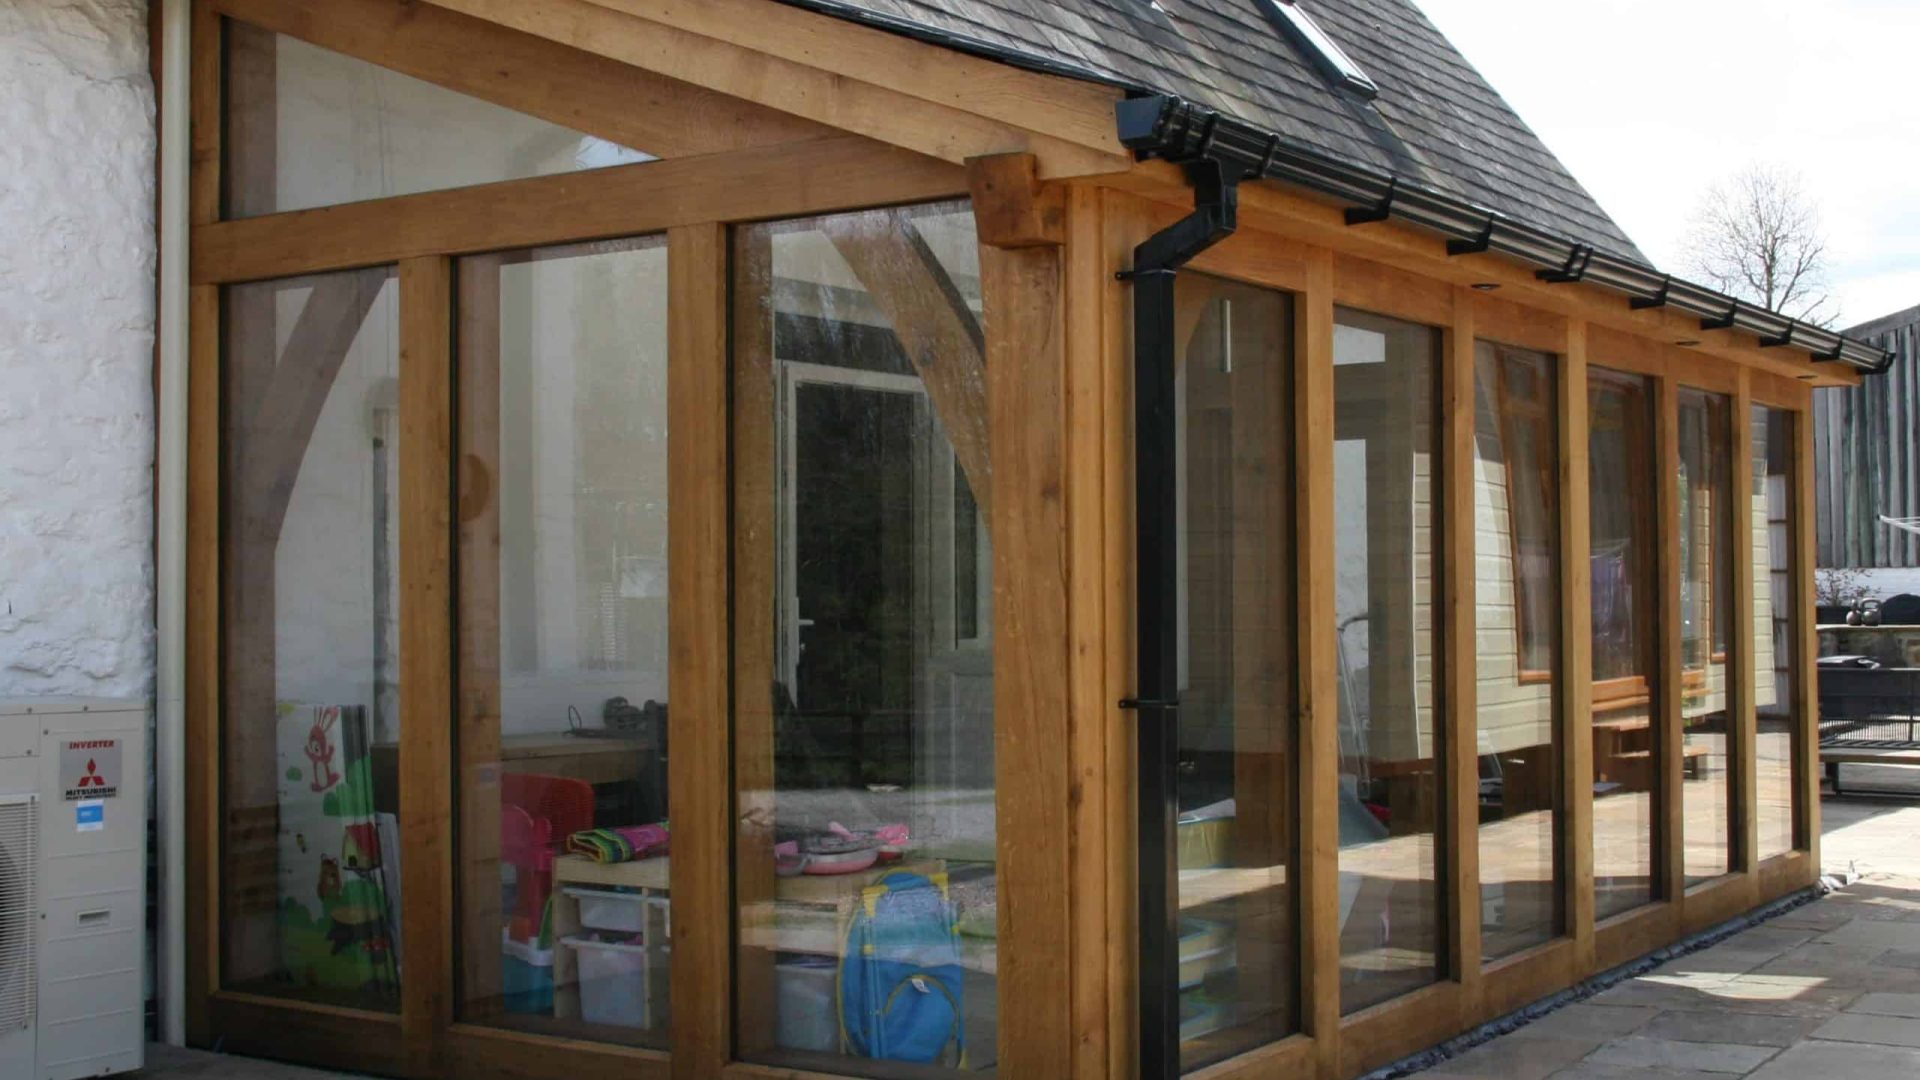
[828,210,994,526]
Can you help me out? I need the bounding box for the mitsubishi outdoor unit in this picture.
[0,699,146,1079]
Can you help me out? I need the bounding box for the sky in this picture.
[1413,0,1920,330]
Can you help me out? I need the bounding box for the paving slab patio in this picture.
[1401,784,1920,1080]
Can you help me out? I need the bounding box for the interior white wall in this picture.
[0,0,157,698]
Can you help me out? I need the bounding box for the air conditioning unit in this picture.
[0,699,146,1079]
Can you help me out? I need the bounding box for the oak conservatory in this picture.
[179,1,1890,1078]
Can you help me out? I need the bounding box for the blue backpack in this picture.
[837,870,967,1066]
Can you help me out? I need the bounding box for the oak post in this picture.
[668,222,732,1080]
[1731,370,1760,873]
[972,153,1075,1079]
[1656,378,1686,899]
[397,254,454,1076]
[1296,248,1341,1070]
[1560,322,1595,971]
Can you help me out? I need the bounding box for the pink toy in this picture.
[305,708,341,793]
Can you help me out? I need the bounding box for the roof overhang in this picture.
[1117,95,1894,376]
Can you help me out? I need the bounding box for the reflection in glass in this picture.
[734,203,994,1075]
[454,237,672,1045]
[1473,341,1562,960]
[222,20,653,217]
[1587,368,1659,920]
[1174,276,1296,1070]
[1679,390,1735,884]
[1333,309,1441,1011]
[1754,407,1797,859]
[221,266,402,1009]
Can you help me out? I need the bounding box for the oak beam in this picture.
[427,0,1127,179]
[583,0,1124,157]
[194,136,968,285]
[209,0,831,159]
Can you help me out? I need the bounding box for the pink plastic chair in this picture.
[500,773,595,941]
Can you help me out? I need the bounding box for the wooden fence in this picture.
[1815,303,1920,568]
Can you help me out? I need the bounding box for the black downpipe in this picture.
[1120,156,1239,1080]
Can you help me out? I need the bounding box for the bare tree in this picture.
[1682,164,1836,326]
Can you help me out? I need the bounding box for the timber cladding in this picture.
[1815,307,1920,568]
[174,2,1829,1079]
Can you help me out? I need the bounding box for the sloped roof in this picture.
[783,0,1646,262]
[1847,302,1920,341]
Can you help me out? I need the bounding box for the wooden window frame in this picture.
[1484,340,1562,685]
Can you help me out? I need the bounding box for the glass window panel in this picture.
[734,203,994,1076]
[220,265,401,1009]
[1587,367,1659,920]
[1473,341,1562,960]
[1754,406,1798,859]
[1333,309,1441,1012]
[223,21,653,218]
[1679,389,1735,884]
[453,237,671,1044]
[1174,275,1296,1070]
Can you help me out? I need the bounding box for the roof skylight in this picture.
[1258,0,1380,100]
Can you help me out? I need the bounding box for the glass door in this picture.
[1137,273,1299,1075]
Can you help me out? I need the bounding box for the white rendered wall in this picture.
[0,1,156,698]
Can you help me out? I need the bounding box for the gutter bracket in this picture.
[1630,274,1673,310]
[1447,213,1498,256]
[1253,131,1283,181]
[1344,175,1398,226]
[1759,324,1797,349]
[1702,301,1740,332]
[1120,154,1240,1080]
[1536,244,1594,283]
[1812,339,1845,363]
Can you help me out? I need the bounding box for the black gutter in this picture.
[765,1,1890,375]
[1118,157,1240,1080]
[1117,96,1894,375]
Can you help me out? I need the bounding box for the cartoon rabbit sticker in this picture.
[306,707,342,793]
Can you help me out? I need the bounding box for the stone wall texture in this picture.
[0,1,156,698]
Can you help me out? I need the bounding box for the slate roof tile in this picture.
[802,0,1643,260]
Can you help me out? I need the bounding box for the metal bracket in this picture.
[1701,301,1740,331]
[1193,111,1221,158]
[1447,213,1497,256]
[1252,132,1282,180]
[1630,274,1673,310]
[1344,176,1398,226]
[1536,244,1593,283]
[1759,324,1797,349]
[1812,339,1846,362]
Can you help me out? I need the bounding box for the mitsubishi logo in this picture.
[77,758,107,789]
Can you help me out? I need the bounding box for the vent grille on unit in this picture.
[0,794,37,1033]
